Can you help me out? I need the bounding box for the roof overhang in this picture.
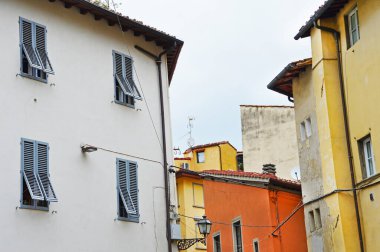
[51,0,184,83]
[294,0,349,40]
[267,58,312,98]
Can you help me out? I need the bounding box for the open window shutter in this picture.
[22,139,44,201]
[117,159,137,215]
[124,57,142,100]
[21,19,42,70]
[35,25,54,74]
[127,161,139,221]
[36,142,58,202]
[114,53,134,97]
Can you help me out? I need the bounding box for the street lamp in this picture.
[177,215,212,250]
[197,215,212,237]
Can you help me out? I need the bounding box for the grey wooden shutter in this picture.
[127,161,139,221]
[124,56,142,100]
[114,52,134,97]
[36,142,57,202]
[35,25,54,74]
[117,159,137,215]
[21,19,42,70]
[22,139,44,200]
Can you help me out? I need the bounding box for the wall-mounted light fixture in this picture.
[177,215,212,250]
[81,144,98,153]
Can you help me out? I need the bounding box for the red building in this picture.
[203,165,307,252]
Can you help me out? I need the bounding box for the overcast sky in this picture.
[121,0,325,153]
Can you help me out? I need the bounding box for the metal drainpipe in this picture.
[135,44,175,252]
[217,145,223,170]
[313,21,364,252]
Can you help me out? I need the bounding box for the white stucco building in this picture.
[0,0,183,251]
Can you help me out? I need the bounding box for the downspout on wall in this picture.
[217,145,223,170]
[134,45,174,252]
[313,21,364,252]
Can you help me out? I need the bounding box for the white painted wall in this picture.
[0,0,177,251]
[240,106,299,180]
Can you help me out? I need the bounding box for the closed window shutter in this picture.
[114,53,134,97]
[22,139,44,200]
[127,161,139,221]
[117,159,137,215]
[36,142,58,202]
[21,19,42,70]
[35,25,54,74]
[124,57,142,100]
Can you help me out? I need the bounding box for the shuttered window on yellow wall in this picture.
[192,183,204,207]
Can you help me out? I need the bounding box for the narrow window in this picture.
[20,18,54,82]
[197,151,205,163]
[117,159,139,222]
[360,136,376,178]
[309,210,315,232]
[181,162,190,170]
[213,233,221,252]
[347,7,360,48]
[253,239,259,252]
[113,51,142,107]
[300,122,306,141]
[192,183,204,208]
[315,208,322,229]
[233,220,243,252]
[305,117,312,138]
[21,138,58,210]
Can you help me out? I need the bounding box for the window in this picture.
[233,220,243,252]
[347,7,360,47]
[308,210,315,232]
[315,208,322,229]
[360,136,376,178]
[20,18,54,82]
[113,51,142,107]
[20,138,58,210]
[253,239,259,252]
[213,233,221,252]
[181,162,190,170]
[197,151,205,163]
[116,158,139,222]
[192,183,204,208]
[300,122,306,141]
[305,117,312,137]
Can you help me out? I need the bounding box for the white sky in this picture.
[120,0,325,153]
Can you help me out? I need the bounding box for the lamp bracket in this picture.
[177,238,206,250]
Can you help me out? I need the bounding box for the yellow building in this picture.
[268,1,380,251]
[175,141,238,251]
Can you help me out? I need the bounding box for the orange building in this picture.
[202,165,307,252]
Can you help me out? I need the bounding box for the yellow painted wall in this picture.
[181,143,237,172]
[291,1,380,250]
[177,176,206,252]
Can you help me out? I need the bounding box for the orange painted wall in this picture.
[204,180,307,252]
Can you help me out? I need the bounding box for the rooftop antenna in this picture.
[187,117,195,147]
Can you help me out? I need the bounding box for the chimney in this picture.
[262,164,276,175]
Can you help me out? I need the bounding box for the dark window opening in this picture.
[233,221,243,252]
[213,234,221,252]
[118,194,128,218]
[22,177,48,209]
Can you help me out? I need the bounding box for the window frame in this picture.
[305,117,312,138]
[116,158,139,223]
[20,138,53,211]
[300,121,306,141]
[192,183,205,208]
[213,232,222,252]
[112,50,142,108]
[308,210,315,232]
[19,17,52,83]
[253,238,259,252]
[360,136,376,178]
[197,151,205,163]
[346,6,360,48]
[232,218,244,252]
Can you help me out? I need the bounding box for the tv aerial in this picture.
[187,117,195,148]
[290,167,301,180]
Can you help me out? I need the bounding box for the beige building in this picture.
[240,105,300,179]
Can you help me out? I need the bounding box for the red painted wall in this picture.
[204,180,307,252]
